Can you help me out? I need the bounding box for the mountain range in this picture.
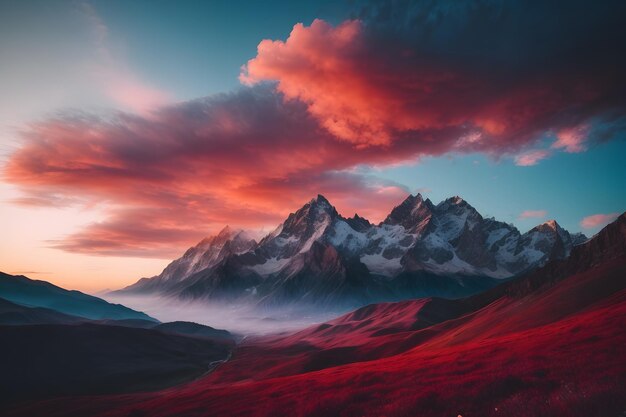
[117,194,587,308]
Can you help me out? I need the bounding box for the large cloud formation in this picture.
[241,3,625,150]
[5,87,413,257]
[5,0,626,257]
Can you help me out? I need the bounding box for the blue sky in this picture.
[92,0,352,99]
[374,137,626,234]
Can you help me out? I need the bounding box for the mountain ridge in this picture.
[0,272,157,322]
[116,194,589,308]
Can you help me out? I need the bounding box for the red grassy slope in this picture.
[7,214,626,417]
[10,292,625,417]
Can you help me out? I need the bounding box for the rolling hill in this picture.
[0,272,157,322]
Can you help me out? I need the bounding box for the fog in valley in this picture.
[103,293,346,336]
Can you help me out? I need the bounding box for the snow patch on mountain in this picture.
[360,253,403,276]
[327,220,369,251]
[251,257,291,276]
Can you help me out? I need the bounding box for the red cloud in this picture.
[241,19,617,152]
[580,213,620,230]
[4,88,413,257]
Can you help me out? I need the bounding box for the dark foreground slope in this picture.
[0,293,234,410]
[0,323,234,410]
[6,214,626,417]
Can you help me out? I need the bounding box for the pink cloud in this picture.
[518,210,548,220]
[101,73,170,115]
[514,150,551,166]
[4,88,413,257]
[580,213,620,229]
[552,124,589,153]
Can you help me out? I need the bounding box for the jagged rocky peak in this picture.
[345,213,372,232]
[529,220,588,246]
[351,213,368,221]
[449,195,466,205]
[151,225,257,285]
[383,193,434,231]
[254,195,341,260]
[216,224,234,238]
[528,219,570,242]
[429,195,483,241]
[196,225,253,248]
[226,230,258,252]
[311,193,332,207]
[570,232,588,246]
[535,219,559,231]
[281,194,338,234]
[301,194,338,218]
[195,225,231,245]
[436,195,479,215]
[516,219,575,264]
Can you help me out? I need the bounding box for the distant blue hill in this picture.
[0,296,85,325]
[0,272,157,322]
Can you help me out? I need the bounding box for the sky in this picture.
[1,0,625,292]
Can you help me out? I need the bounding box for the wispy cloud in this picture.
[80,2,170,114]
[552,124,589,153]
[580,213,620,229]
[514,150,551,166]
[519,210,548,220]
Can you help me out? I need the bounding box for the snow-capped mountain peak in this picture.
[119,194,592,307]
[345,213,371,232]
[310,193,332,208]
[284,194,337,230]
[383,193,434,233]
[535,219,560,232]
[217,224,233,235]
[254,195,339,263]
[117,226,256,293]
